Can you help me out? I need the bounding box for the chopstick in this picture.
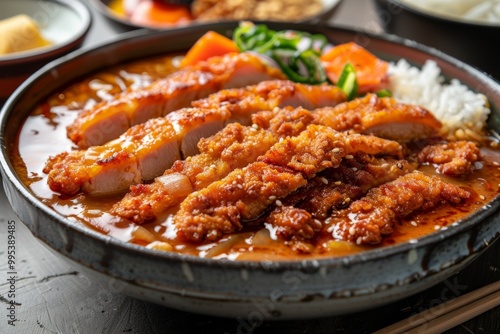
[373,280,500,334]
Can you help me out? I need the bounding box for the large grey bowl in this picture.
[1,21,499,319]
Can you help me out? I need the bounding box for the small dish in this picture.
[0,0,92,101]
[90,0,343,30]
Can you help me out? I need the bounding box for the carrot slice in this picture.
[129,1,192,28]
[180,31,239,68]
[320,42,388,93]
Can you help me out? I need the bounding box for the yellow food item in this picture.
[0,14,52,55]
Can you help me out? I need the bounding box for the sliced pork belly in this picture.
[47,80,346,196]
[312,93,442,142]
[67,52,285,148]
[111,106,320,223]
[192,80,346,125]
[250,94,442,143]
[328,171,471,245]
[44,107,230,195]
[111,123,277,223]
[113,99,425,225]
[174,124,404,242]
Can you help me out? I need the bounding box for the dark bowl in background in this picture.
[374,0,500,80]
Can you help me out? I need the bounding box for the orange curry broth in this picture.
[11,53,500,261]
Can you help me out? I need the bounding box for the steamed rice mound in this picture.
[388,59,490,140]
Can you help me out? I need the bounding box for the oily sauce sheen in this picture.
[12,54,500,261]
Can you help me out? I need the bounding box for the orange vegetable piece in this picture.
[180,31,239,68]
[129,1,192,28]
[320,42,389,92]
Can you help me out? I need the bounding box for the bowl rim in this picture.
[1,20,500,271]
[0,0,92,65]
[379,0,500,28]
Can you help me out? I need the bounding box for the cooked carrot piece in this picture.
[130,2,192,28]
[180,31,240,68]
[320,42,389,93]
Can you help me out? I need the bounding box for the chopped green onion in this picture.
[233,22,330,85]
[376,88,392,98]
[336,63,358,100]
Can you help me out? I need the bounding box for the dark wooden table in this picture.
[1,1,499,333]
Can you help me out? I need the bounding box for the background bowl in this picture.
[0,0,92,102]
[1,21,500,319]
[373,0,500,80]
[90,0,343,30]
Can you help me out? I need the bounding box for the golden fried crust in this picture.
[417,140,481,176]
[267,206,322,241]
[111,123,277,223]
[314,94,442,141]
[192,80,346,123]
[329,171,471,245]
[174,126,405,243]
[259,124,404,176]
[263,155,416,242]
[175,162,307,242]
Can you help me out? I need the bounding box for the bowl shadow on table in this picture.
[373,0,500,81]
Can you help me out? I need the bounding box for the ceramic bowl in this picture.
[1,21,499,319]
[0,0,92,101]
[373,0,500,80]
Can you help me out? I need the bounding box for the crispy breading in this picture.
[417,140,481,176]
[174,125,404,242]
[328,171,471,245]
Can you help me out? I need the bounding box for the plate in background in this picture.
[0,0,92,101]
[90,0,343,29]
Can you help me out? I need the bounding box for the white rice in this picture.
[387,59,490,139]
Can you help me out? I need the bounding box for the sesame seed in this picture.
[320,177,328,184]
[232,181,237,185]
[344,197,351,203]
[275,200,283,207]
[356,237,363,245]
[237,184,243,189]
[269,195,276,201]
[345,154,353,159]
[250,127,257,132]
[252,123,259,129]
[410,221,417,227]
[349,226,356,235]
[352,167,358,171]
[332,148,340,153]
[479,195,485,200]
[334,181,341,185]
[434,225,441,230]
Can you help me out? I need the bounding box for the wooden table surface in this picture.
[1,1,499,333]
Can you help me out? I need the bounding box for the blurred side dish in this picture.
[0,14,52,55]
[110,0,324,28]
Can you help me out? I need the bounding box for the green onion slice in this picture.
[336,63,358,100]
